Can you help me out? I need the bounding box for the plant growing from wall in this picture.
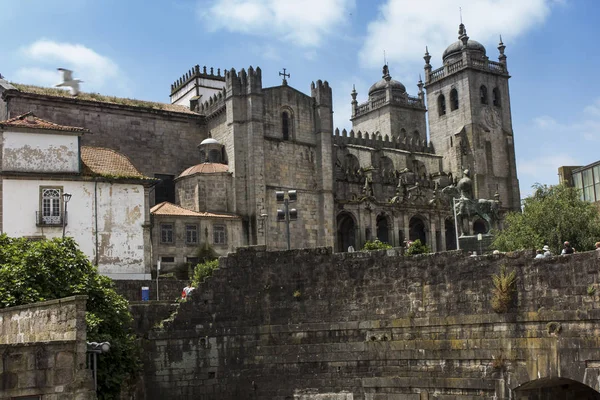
[405,239,429,256]
[362,239,392,251]
[0,235,140,400]
[588,284,597,297]
[491,265,517,313]
[191,259,219,287]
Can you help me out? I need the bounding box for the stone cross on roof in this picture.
[279,68,290,86]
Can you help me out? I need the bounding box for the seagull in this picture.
[56,68,83,96]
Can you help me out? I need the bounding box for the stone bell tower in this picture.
[424,23,520,211]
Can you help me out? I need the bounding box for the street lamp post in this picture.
[276,190,297,250]
[62,192,72,239]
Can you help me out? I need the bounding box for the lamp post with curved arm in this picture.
[62,192,72,239]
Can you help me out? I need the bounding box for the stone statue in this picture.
[441,169,500,236]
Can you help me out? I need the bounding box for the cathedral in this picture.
[0,23,520,274]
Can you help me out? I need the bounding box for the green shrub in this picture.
[0,235,139,399]
[362,239,392,251]
[491,265,517,313]
[405,239,429,255]
[191,259,220,287]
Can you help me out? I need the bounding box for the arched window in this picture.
[493,87,501,107]
[437,95,446,116]
[376,214,390,244]
[450,88,459,111]
[414,130,420,144]
[282,111,290,140]
[480,85,488,105]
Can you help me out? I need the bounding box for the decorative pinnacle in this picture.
[424,46,431,65]
[351,84,357,102]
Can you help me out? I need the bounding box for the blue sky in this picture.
[1,0,599,199]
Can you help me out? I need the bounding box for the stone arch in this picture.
[493,87,501,107]
[412,159,427,178]
[376,213,391,244]
[413,130,420,143]
[345,154,360,177]
[437,94,446,116]
[445,217,457,251]
[337,212,357,252]
[514,377,600,399]
[480,85,488,105]
[409,215,427,245]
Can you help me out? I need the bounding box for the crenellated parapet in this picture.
[311,79,332,107]
[333,128,434,154]
[170,65,226,95]
[198,87,227,117]
[225,66,262,96]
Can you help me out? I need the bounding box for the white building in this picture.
[0,112,155,279]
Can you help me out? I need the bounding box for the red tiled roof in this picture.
[178,163,229,178]
[0,112,89,133]
[151,202,240,219]
[81,146,149,179]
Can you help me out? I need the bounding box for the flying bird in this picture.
[56,68,83,96]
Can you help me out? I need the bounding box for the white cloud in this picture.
[517,97,600,196]
[359,0,558,70]
[198,0,354,47]
[15,39,127,95]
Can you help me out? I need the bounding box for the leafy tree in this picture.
[191,259,219,287]
[362,239,392,251]
[405,239,430,255]
[0,235,139,399]
[493,183,600,254]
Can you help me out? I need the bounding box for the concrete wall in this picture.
[0,296,95,400]
[141,247,600,399]
[2,130,80,173]
[2,178,148,279]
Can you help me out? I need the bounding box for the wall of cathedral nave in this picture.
[262,86,316,144]
[351,105,427,144]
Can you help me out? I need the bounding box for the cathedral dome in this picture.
[200,137,220,145]
[178,162,229,178]
[368,65,406,98]
[442,39,486,61]
[368,78,406,96]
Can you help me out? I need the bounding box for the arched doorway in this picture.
[473,218,487,235]
[445,218,457,250]
[376,214,390,244]
[514,377,600,399]
[337,212,356,252]
[409,216,427,245]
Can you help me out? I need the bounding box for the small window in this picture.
[480,85,488,105]
[39,187,63,225]
[161,256,175,263]
[213,225,227,245]
[186,257,199,265]
[282,111,290,140]
[493,87,501,107]
[160,224,174,244]
[154,174,175,204]
[186,224,198,244]
[437,95,446,116]
[450,89,459,111]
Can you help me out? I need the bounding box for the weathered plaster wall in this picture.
[0,295,95,400]
[2,178,148,279]
[2,130,80,173]
[141,247,600,399]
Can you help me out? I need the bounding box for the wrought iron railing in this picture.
[36,211,67,226]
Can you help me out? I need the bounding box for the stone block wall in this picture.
[0,295,95,400]
[112,279,188,302]
[141,247,600,399]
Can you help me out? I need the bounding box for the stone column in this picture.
[429,217,437,252]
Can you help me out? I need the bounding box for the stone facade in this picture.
[0,22,520,256]
[139,247,600,399]
[0,296,95,400]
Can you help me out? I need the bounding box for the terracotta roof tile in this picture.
[81,146,150,179]
[0,112,89,133]
[11,84,199,115]
[151,202,240,219]
[178,163,229,178]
